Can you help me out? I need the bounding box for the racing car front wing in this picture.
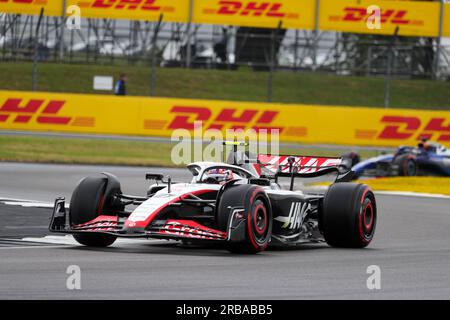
[49,198,247,243]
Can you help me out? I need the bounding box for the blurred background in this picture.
[0,0,449,109]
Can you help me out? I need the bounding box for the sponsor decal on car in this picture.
[275,202,311,230]
[160,220,227,240]
[72,215,118,231]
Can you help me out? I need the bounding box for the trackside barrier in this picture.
[0,0,449,37]
[0,90,449,148]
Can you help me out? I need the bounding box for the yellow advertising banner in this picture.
[1,91,449,148]
[0,0,63,17]
[443,3,450,37]
[193,0,315,30]
[319,0,440,37]
[1,0,448,38]
[66,0,189,22]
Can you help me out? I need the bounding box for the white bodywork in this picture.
[126,161,303,227]
[128,183,221,224]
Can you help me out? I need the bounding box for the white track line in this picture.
[0,236,170,249]
[0,197,69,208]
[0,245,72,250]
[3,201,56,208]
[21,235,80,245]
[21,235,170,246]
[0,196,51,203]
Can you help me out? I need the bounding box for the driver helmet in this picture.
[418,137,431,150]
[203,168,236,184]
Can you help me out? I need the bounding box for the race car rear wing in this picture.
[257,154,354,190]
[257,154,343,174]
[220,140,355,185]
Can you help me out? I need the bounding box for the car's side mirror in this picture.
[145,173,164,181]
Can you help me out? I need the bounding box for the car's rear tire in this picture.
[321,183,377,248]
[394,154,417,176]
[217,184,272,254]
[70,175,122,247]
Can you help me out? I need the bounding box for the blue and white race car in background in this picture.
[342,140,450,179]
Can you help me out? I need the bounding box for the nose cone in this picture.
[122,219,147,233]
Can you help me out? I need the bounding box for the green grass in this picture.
[0,135,175,167]
[0,135,381,167]
[0,62,449,109]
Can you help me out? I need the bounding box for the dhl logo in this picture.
[203,1,299,19]
[167,106,283,133]
[358,116,450,142]
[330,7,423,26]
[76,0,174,12]
[0,0,48,4]
[0,98,95,127]
[0,98,71,125]
[378,116,450,142]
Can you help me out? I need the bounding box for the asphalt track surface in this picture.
[0,162,449,299]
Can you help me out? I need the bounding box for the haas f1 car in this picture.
[343,140,450,179]
[50,147,377,254]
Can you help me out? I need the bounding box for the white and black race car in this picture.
[50,145,377,254]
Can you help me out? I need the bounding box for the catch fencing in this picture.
[1,1,449,37]
[0,1,449,78]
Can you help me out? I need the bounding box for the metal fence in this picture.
[1,11,450,107]
[1,13,449,76]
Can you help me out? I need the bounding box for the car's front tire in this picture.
[321,183,377,248]
[217,184,272,254]
[70,174,122,247]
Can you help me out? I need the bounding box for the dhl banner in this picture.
[319,0,441,38]
[0,0,63,17]
[1,0,449,37]
[66,0,189,23]
[444,3,450,38]
[193,0,315,30]
[0,90,449,148]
